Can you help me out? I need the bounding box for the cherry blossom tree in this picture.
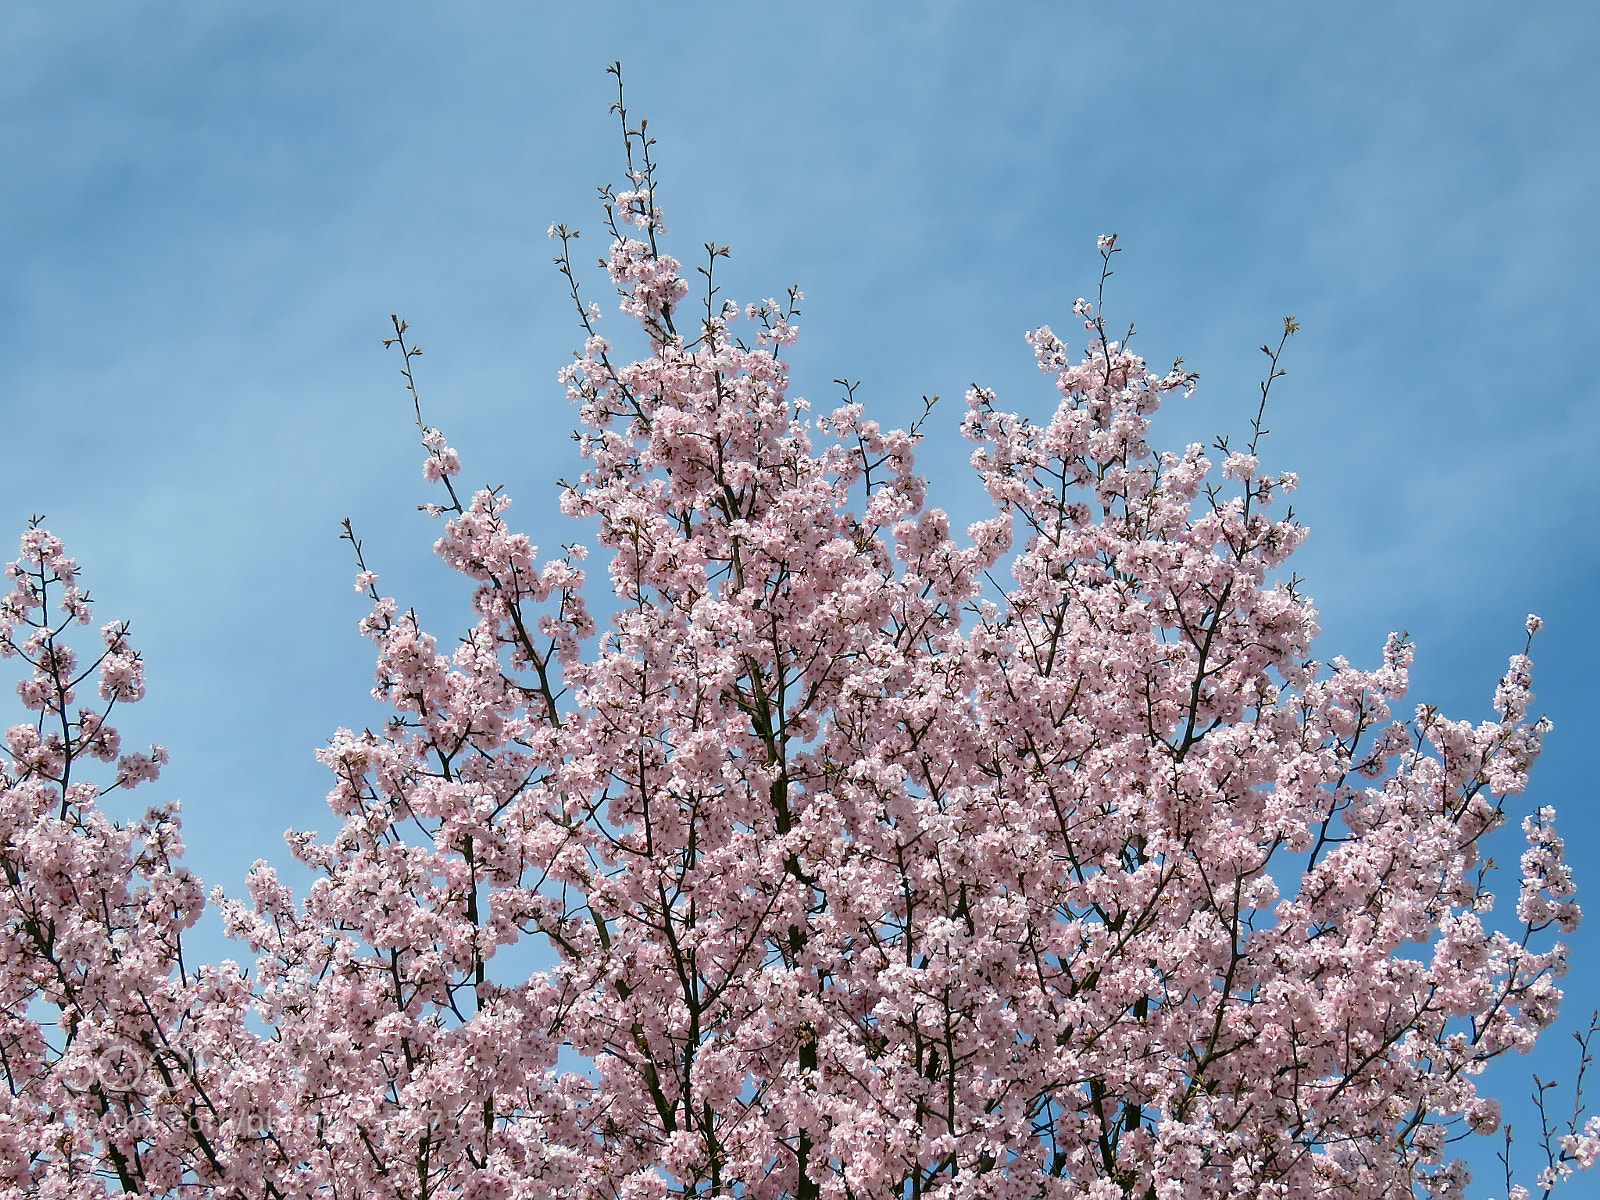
[2,71,1596,1200]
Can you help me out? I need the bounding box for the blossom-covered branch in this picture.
[0,74,1587,1200]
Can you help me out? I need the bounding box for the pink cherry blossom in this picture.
[0,81,1591,1200]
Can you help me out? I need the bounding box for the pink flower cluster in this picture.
[0,132,1587,1198]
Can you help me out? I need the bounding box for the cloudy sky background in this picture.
[3,3,1596,1186]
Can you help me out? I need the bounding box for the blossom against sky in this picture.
[2,3,1597,1187]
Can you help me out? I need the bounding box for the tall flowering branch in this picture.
[0,523,271,1197]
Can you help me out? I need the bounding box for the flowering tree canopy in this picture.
[1,77,1594,1200]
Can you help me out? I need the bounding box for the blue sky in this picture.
[3,2,1596,1188]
